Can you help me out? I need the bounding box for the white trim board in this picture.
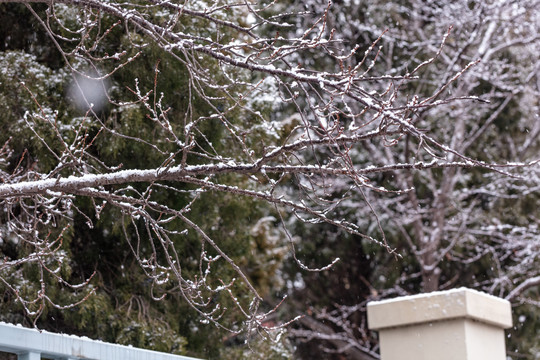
[0,322,202,360]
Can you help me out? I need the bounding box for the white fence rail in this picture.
[0,322,202,360]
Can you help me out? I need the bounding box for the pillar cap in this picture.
[367,287,512,330]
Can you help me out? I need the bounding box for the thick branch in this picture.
[0,159,514,199]
[505,276,540,301]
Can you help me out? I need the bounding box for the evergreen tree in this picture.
[0,3,284,357]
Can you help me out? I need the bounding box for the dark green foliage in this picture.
[0,3,286,359]
[509,300,540,358]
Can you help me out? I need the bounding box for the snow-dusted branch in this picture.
[1,0,537,341]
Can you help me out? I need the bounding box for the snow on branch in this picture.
[0,0,536,336]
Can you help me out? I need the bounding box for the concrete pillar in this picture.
[367,288,512,360]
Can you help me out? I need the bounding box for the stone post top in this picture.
[367,287,512,330]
